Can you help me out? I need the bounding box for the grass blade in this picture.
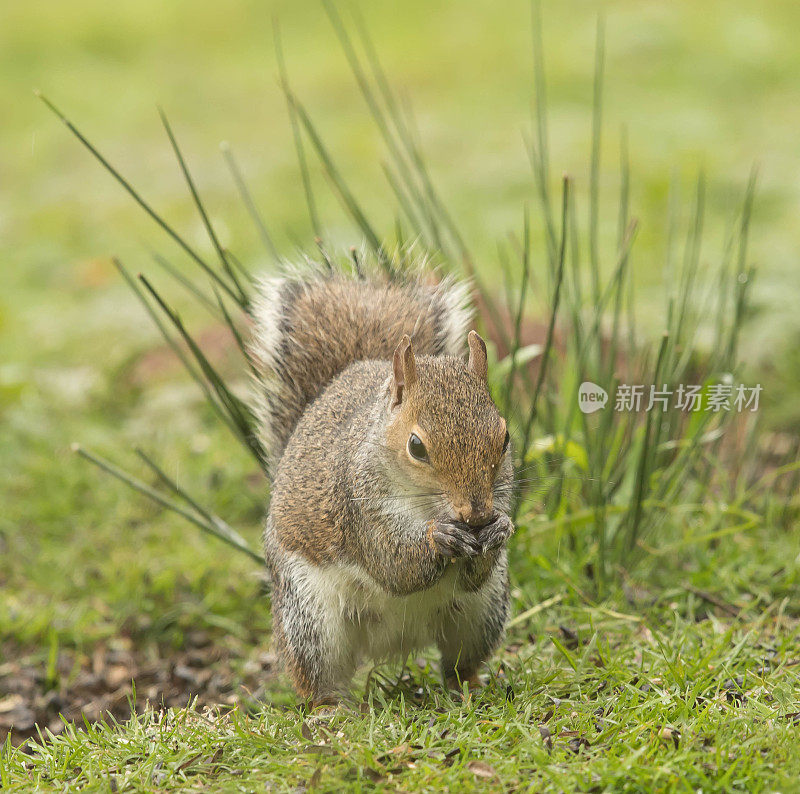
[134,448,263,562]
[282,87,390,272]
[73,444,264,566]
[213,286,260,380]
[274,23,322,241]
[220,141,280,261]
[138,274,266,468]
[36,91,240,305]
[158,108,249,307]
[625,332,670,554]
[150,251,220,316]
[588,16,605,303]
[111,258,240,440]
[514,176,569,518]
[528,0,557,261]
[502,207,533,411]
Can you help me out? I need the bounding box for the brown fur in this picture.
[251,269,469,472]
[252,263,514,702]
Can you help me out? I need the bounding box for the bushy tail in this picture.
[250,261,471,472]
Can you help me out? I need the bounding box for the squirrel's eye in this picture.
[502,429,510,454]
[407,433,429,462]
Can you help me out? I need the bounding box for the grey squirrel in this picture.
[250,260,515,704]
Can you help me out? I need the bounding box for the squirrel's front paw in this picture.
[475,513,514,553]
[429,520,482,559]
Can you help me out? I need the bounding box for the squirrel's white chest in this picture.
[292,556,475,661]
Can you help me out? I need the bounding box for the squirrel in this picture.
[250,257,515,704]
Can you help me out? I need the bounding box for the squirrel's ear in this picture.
[391,334,417,408]
[467,330,488,383]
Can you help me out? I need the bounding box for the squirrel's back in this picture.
[250,259,471,472]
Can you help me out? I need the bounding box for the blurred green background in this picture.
[1,0,799,648]
[0,0,800,418]
[3,0,800,369]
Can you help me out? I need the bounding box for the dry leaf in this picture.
[660,727,680,749]
[468,760,498,780]
[0,695,24,714]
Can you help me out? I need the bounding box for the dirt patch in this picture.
[0,633,276,748]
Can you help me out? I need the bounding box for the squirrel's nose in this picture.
[456,500,494,529]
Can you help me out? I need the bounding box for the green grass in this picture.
[2,1,800,791]
[3,553,799,792]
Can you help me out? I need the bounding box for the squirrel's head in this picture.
[384,332,513,526]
